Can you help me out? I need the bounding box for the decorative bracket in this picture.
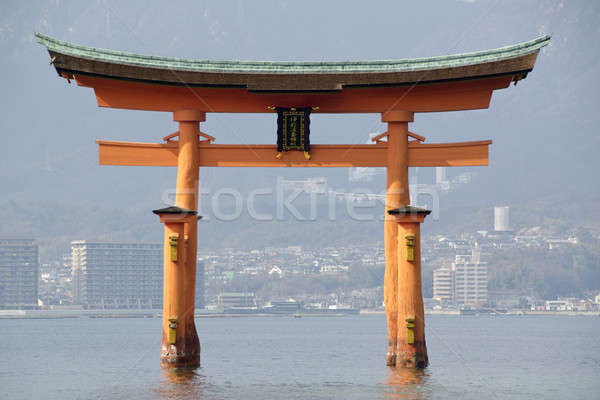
[371,131,425,144]
[371,131,389,143]
[163,131,215,143]
[408,131,426,142]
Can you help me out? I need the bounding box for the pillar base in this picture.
[160,330,201,369]
[161,351,200,369]
[395,341,428,369]
[386,352,397,366]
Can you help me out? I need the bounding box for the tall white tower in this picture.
[494,206,510,231]
[435,167,447,184]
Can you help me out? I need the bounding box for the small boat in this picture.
[294,311,302,318]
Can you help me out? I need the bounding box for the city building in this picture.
[453,250,488,306]
[0,238,39,309]
[435,167,447,185]
[435,167,450,191]
[264,298,301,313]
[545,300,572,311]
[494,206,511,232]
[319,264,349,274]
[195,260,205,309]
[38,254,73,306]
[433,267,453,304]
[71,241,162,309]
[433,250,488,307]
[280,177,327,194]
[71,241,205,310]
[217,292,257,310]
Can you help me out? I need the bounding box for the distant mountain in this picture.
[1,1,599,259]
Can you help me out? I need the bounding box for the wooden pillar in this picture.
[388,206,430,368]
[157,109,205,368]
[382,110,413,366]
[153,206,198,367]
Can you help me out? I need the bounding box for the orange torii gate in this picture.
[37,33,549,369]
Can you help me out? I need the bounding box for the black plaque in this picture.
[276,107,311,154]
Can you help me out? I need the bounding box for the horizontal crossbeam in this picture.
[97,140,491,168]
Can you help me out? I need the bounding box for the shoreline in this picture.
[0,309,598,319]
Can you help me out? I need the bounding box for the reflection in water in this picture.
[154,366,432,400]
[155,368,214,399]
[381,368,431,400]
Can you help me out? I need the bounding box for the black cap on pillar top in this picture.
[387,206,431,216]
[152,206,199,217]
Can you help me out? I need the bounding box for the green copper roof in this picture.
[35,33,551,75]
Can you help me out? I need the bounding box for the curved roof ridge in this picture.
[35,33,551,75]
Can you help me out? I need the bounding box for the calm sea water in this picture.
[1,314,599,399]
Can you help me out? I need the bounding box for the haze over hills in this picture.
[1,0,599,259]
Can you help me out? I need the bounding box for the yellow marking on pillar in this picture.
[168,318,178,344]
[406,316,415,344]
[406,235,415,261]
[169,234,179,262]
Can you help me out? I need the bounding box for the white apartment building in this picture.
[433,249,488,307]
[72,241,163,309]
[0,238,39,309]
[433,267,453,303]
[453,250,487,306]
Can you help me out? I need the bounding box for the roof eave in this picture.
[36,32,551,76]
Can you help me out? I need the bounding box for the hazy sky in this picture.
[1,1,598,247]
